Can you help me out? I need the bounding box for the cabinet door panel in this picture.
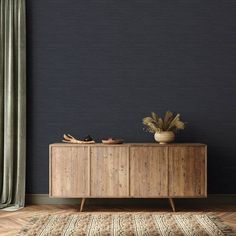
[130,147,168,197]
[50,146,89,197]
[90,147,129,197]
[169,146,207,197]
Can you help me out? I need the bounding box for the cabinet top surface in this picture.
[50,143,206,147]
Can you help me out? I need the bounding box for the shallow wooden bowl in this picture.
[102,139,124,144]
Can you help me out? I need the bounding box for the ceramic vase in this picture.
[154,131,175,144]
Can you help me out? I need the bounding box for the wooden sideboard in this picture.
[49,143,207,211]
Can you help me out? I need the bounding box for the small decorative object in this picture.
[83,135,93,142]
[62,134,95,144]
[102,138,124,144]
[142,111,185,144]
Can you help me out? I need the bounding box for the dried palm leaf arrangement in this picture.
[62,134,95,144]
[142,111,185,144]
[143,111,185,133]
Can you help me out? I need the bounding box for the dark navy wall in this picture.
[26,0,236,194]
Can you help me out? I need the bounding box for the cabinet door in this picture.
[90,146,129,197]
[50,146,89,197]
[130,146,168,197]
[168,146,207,197]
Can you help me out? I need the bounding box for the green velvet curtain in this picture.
[0,0,26,210]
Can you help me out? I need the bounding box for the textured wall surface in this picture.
[26,0,236,194]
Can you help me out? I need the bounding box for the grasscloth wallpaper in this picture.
[26,1,236,194]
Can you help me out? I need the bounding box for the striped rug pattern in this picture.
[17,213,235,236]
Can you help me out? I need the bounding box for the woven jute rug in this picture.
[17,213,235,236]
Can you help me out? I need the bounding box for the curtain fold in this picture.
[0,0,26,210]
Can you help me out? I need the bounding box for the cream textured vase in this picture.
[154,131,175,144]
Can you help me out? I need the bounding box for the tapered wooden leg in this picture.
[80,198,86,212]
[169,198,176,212]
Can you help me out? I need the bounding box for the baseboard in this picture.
[26,194,236,205]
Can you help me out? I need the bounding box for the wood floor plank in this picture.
[0,203,235,235]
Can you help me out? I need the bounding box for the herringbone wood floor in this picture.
[0,202,235,236]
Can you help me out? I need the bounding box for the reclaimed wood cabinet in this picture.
[49,143,207,211]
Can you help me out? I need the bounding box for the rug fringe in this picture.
[209,215,236,236]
